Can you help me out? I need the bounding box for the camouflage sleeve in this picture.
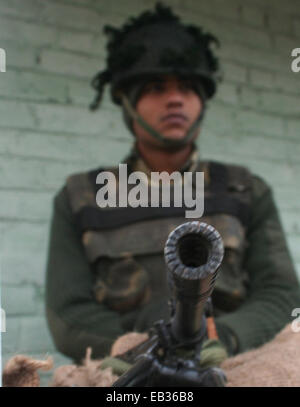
[45,186,126,363]
[215,175,300,355]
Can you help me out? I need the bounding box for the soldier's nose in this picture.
[165,89,184,108]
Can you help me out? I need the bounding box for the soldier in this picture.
[45,4,300,364]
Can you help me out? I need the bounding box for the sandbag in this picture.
[3,323,300,387]
[221,323,300,387]
[2,355,53,387]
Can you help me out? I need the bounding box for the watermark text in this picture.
[1,307,6,332]
[291,308,300,332]
[0,48,6,72]
[291,48,300,73]
[96,165,204,218]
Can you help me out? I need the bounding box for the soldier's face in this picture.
[133,75,203,147]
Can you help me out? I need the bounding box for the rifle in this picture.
[112,221,226,387]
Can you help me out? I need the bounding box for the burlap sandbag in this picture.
[3,324,300,387]
[50,332,148,387]
[2,355,53,387]
[221,323,300,387]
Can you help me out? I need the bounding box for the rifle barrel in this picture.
[164,221,224,342]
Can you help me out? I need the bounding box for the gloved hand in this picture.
[100,356,132,376]
[174,338,227,368]
[198,339,228,368]
[100,338,228,378]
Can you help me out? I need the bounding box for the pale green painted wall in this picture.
[0,0,299,384]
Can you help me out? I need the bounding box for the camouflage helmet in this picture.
[90,3,220,111]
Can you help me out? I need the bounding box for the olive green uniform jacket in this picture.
[45,153,300,363]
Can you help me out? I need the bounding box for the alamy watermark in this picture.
[96,164,204,218]
[0,307,6,333]
[291,308,300,333]
[291,48,300,73]
[0,48,6,73]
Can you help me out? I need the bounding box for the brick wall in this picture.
[0,0,299,384]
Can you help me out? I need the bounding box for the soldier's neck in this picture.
[136,141,194,174]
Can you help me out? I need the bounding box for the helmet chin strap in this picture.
[120,93,205,148]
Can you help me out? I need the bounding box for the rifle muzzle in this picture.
[164,221,224,343]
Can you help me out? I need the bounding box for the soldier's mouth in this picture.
[161,113,188,126]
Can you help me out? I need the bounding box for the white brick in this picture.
[66,77,96,106]
[55,0,95,6]
[287,119,300,139]
[0,128,130,165]
[0,0,45,20]
[273,72,300,95]
[19,316,56,353]
[56,30,95,55]
[211,0,241,21]
[241,5,265,28]
[265,0,300,16]
[0,155,80,190]
[39,49,101,79]
[90,33,108,57]
[239,87,261,108]
[1,251,48,285]
[294,18,300,37]
[204,103,236,135]
[267,11,293,35]
[249,69,274,89]
[295,263,300,280]
[0,142,132,191]
[280,210,300,235]
[0,40,37,70]
[232,158,295,187]
[274,187,300,210]
[274,35,299,55]
[181,8,216,28]
[217,22,272,49]
[215,82,239,105]
[287,236,300,262]
[0,100,36,128]
[0,71,68,103]
[93,10,128,28]
[260,91,300,115]
[40,2,101,31]
[222,133,288,161]
[0,221,49,285]
[285,138,300,164]
[235,111,284,137]
[32,103,130,139]
[1,317,20,354]
[2,285,36,316]
[95,0,180,16]
[223,62,248,83]
[0,16,57,47]
[199,131,226,156]
[0,189,53,221]
[1,222,48,256]
[220,44,288,73]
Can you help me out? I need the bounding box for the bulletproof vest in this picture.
[66,160,253,325]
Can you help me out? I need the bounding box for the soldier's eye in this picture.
[144,82,165,93]
[179,80,194,92]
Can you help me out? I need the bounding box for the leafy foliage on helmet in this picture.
[90,3,220,111]
[104,2,180,56]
